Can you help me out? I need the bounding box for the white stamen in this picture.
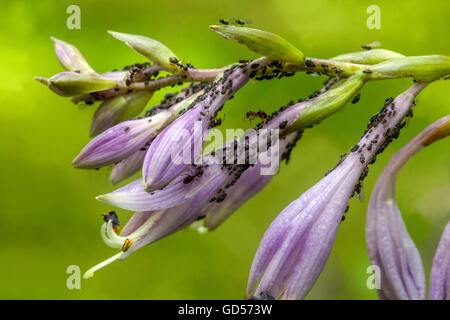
[83,251,124,279]
[100,223,123,249]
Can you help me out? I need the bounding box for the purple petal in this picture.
[97,163,226,212]
[429,221,450,300]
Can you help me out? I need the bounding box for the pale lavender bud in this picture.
[366,115,450,300]
[89,90,153,137]
[247,82,428,300]
[72,111,172,169]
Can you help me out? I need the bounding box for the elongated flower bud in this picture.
[247,82,427,300]
[108,31,180,72]
[372,55,450,81]
[366,115,450,300]
[210,25,304,65]
[142,64,251,191]
[46,71,119,97]
[73,111,172,169]
[89,90,153,137]
[331,49,405,65]
[51,37,95,73]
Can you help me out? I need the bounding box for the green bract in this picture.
[373,55,450,81]
[210,25,304,64]
[108,31,180,72]
[47,72,118,97]
[331,49,405,65]
[288,74,366,132]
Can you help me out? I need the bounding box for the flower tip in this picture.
[83,271,94,279]
[34,77,49,85]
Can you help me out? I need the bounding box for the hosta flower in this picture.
[84,129,302,278]
[247,82,428,300]
[366,115,450,300]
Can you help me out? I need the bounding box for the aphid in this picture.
[210,118,222,128]
[122,239,133,252]
[360,154,366,164]
[246,110,267,121]
[335,68,343,73]
[279,120,288,130]
[123,126,130,132]
[351,93,361,104]
[102,211,120,233]
[236,19,245,25]
[350,144,359,152]
[305,60,316,68]
[219,19,229,25]
[363,69,373,74]
[169,57,178,64]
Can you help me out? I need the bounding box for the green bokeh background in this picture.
[0,0,449,299]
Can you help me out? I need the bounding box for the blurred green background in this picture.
[0,0,449,299]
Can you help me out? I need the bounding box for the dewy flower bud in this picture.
[51,37,95,73]
[373,55,450,82]
[247,82,427,300]
[46,71,119,97]
[73,111,172,169]
[89,90,153,137]
[210,25,304,65]
[366,115,450,300]
[331,49,405,65]
[108,31,180,73]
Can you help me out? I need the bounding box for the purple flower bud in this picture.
[89,90,153,137]
[51,37,95,74]
[72,111,172,169]
[142,65,251,191]
[247,82,428,300]
[366,115,450,300]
